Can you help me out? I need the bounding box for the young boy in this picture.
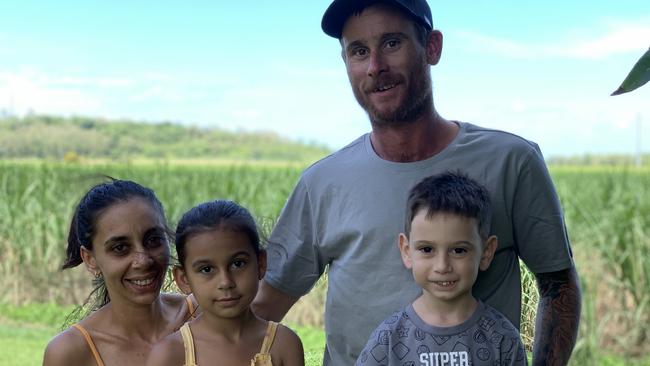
[356,172,527,366]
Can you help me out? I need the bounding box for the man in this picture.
[252,1,581,365]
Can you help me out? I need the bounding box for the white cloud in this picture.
[456,18,650,60]
[0,69,103,115]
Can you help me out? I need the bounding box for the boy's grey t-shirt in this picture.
[265,122,573,365]
[355,301,528,366]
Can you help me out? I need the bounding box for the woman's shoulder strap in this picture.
[184,294,196,319]
[72,323,105,366]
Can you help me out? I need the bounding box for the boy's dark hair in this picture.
[405,172,492,240]
[175,199,261,267]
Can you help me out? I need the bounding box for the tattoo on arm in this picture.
[533,266,582,366]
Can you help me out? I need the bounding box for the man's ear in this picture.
[425,30,443,65]
[80,246,99,276]
[479,235,498,271]
[398,233,413,269]
[173,266,192,295]
[256,249,267,280]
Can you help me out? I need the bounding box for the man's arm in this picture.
[532,266,581,366]
[252,280,300,322]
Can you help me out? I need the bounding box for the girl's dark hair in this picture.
[175,200,261,267]
[62,179,166,313]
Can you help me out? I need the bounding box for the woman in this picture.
[43,179,197,366]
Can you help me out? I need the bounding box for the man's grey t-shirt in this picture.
[265,122,573,365]
[356,301,527,366]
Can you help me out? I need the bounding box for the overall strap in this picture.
[180,323,198,366]
[259,321,279,354]
[72,324,105,366]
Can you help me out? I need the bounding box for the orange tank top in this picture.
[74,295,196,366]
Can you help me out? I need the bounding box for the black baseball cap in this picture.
[321,0,433,39]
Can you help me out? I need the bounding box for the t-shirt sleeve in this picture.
[264,177,325,297]
[513,144,574,274]
[500,333,528,366]
[355,324,390,366]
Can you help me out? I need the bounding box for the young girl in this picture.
[146,200,304,366]
[43,179,197,366]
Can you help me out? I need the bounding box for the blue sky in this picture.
[1,0,649,158]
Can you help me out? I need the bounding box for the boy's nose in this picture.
[433,253,452,273]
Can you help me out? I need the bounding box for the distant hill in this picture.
[0,115,331,162]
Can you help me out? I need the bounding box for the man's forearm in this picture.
[252,280,300,322]
[533,266,581,366]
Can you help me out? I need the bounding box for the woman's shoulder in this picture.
[160,292,199,322]
[42,325,94,366]
[145,328,185,366]
[271,323,305,366]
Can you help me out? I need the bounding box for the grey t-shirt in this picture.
[265,122,573,365]
[356,301,527,366]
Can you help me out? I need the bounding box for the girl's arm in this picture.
[275,324,305,366]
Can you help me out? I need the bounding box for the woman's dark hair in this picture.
[62,179,167,317]
[175,200,261,267]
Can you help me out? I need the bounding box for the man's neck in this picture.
[369,113,458,163]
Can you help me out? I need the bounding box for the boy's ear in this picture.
[80,246,99,276]
[479,235,498,271]
[398,233,413,269]
[256,249,267,280]
[172,266,192,295]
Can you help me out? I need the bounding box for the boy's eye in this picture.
[450,247,468,256]
[418,246,433,254]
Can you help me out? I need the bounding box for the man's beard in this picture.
[354,66,432,126]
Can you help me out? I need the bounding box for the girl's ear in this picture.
[173,266,192,295]
[479,235,498,271]
[80,246,100,276]
[398,233,413,269]
[256,250,267,280]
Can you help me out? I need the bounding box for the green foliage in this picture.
[611,47,650,96]
[0,114,331,162]
[2,162,650,362]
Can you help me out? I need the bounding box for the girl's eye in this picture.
[419,247,433,254]
[199,266,213,274]
[231,259,247,270]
